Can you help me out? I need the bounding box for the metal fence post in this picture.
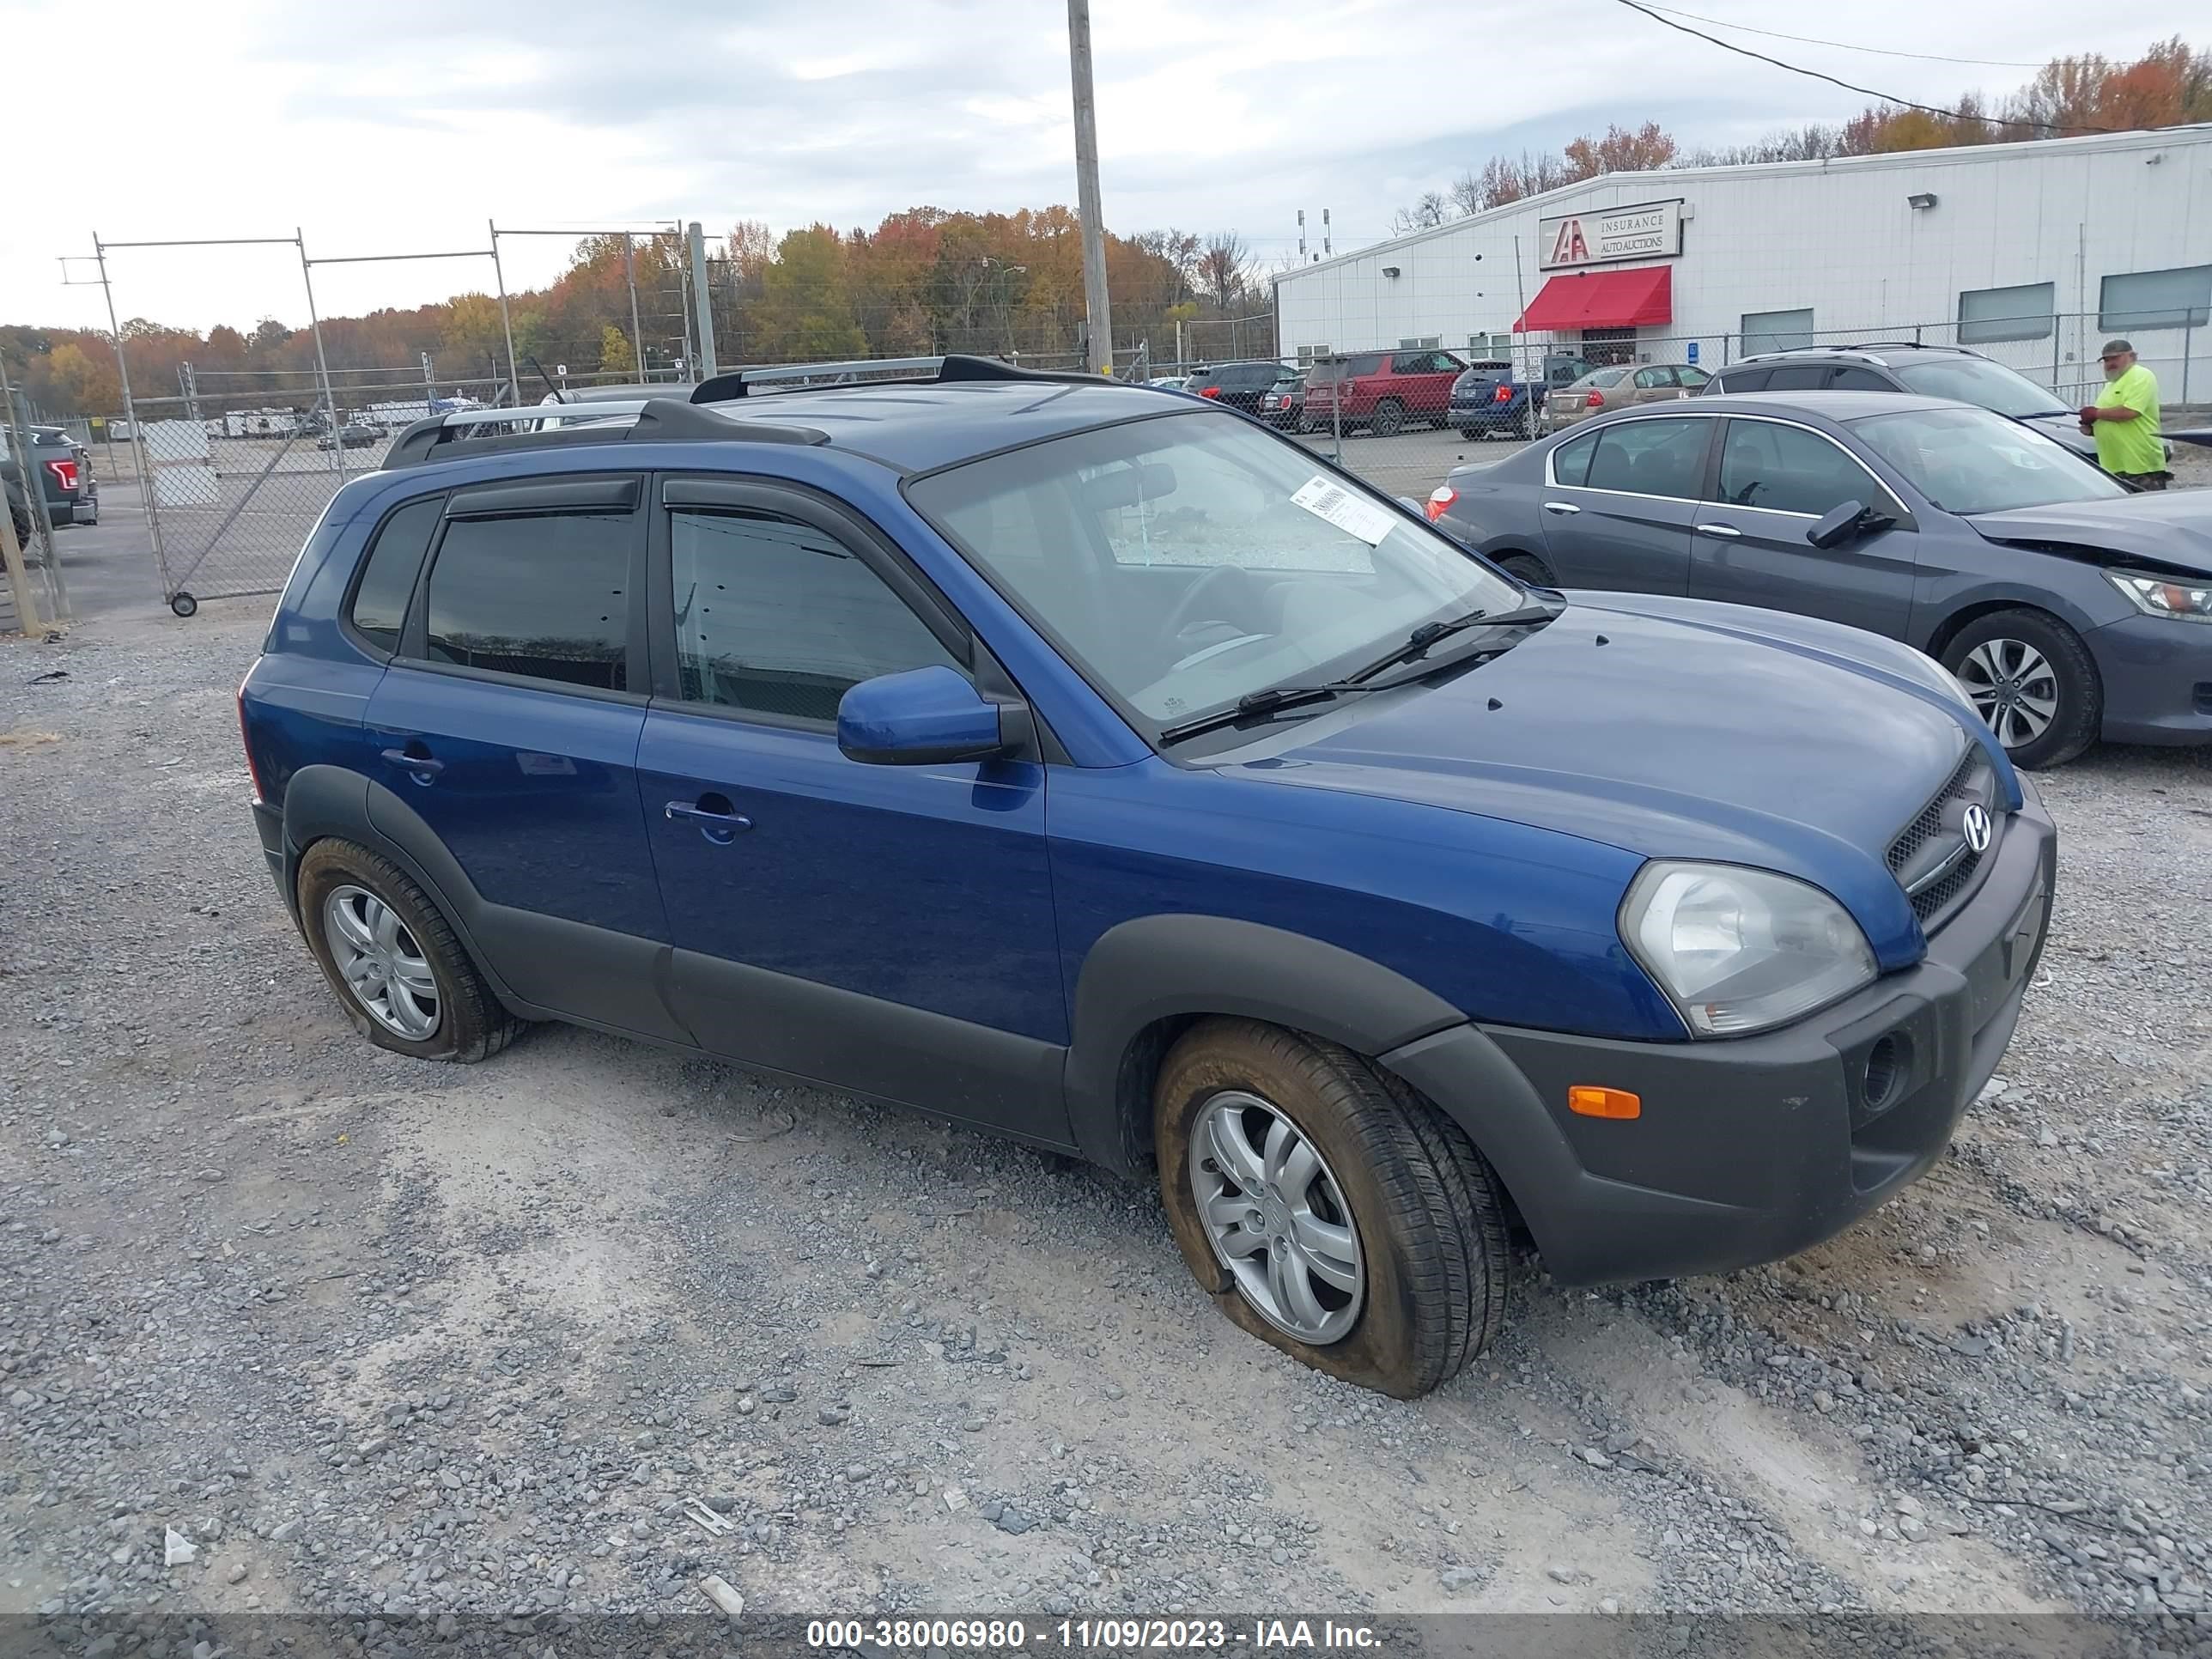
[90,234,170,602]
[623,234,646,381]
[0,353,65,623]
[2185,321,2194,406]
[489,219,520,404]
[296,230,344,479]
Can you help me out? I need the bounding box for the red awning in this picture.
[1512,265,1672,332]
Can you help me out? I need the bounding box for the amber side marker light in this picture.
[1568,1085,1641,1121]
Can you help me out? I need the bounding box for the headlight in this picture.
[1621,862,1878,1037]
[2107,571,2212,623]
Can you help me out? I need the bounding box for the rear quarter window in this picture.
[347,495,446,655]
[1552,430,1599,487]
[1714,368,1771,392]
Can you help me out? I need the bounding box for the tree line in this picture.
[1,212,1272,420]
[1390,36,2212,231]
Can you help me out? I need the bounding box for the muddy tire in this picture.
[1154,1018,1510,1397]
[296,839,520,1063]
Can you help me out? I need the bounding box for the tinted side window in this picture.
[1717,421,1880,517]
[670,509,963,723]
[424,512,631,690]
[1827,367,1893,391]
[349,495,444,654]
[1586,419,1711,500]
[1552,430,1600,487]
[1349,354,1386,375]
[1716,368,1771,392]
[1763,364,1828,391]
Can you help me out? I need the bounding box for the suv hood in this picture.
[1970,492,2212,578]
[1228,597,1989,963]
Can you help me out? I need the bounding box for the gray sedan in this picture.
[1427,390,2212,769]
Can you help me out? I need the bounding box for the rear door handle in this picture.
[1541,501,1581,515]
[380,746,443,781]
[1695,524,1743,538]
[665,798,752,845]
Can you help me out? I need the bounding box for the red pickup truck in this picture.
[1301,349,1469,436]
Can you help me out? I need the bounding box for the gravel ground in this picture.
[3,549,2210,1650]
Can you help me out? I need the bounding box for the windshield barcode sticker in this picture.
[1291,476,1398,546]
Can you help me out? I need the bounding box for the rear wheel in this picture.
[1369,399,1406,438]
[297,840,520,1062]
[1154,1018,1510,1398]
[1940,608,2100,770]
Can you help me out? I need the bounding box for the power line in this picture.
[1613,0,2112,135]
[1634,4,2045,70]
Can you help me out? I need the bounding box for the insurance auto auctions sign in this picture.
[1537,199,1685,270]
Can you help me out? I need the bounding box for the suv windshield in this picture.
[1890,356,2069,419]
[909,410,1516,735]
[1848,405,2128,514]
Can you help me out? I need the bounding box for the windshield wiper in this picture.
[1154,602,1563,747]
[1156,680,1383,745]
[1336,601,1561,686]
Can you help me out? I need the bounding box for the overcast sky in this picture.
[0,0,2180,333]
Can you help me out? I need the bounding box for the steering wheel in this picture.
[1156,563,1260,662]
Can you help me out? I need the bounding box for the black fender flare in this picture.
[1063,915,1598,1269]
[1063,915,1466,1173]
[280,763,521,1010]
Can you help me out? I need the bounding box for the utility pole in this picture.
[686,222,719,379]
[623,234,646,382]
[1066,0,1114,376]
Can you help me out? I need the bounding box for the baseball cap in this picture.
[2100,338,2134,357]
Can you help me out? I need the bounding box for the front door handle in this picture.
[665,797,751,846]
[1541,501,1581,515]
[1696,523,1743,538]
[380,745,443,782]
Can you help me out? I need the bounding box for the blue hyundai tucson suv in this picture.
[240,355,2057,1396]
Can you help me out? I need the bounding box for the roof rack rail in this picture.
[690,352,1112,404]
[384,398,828,469]
[1838,340,1936,351]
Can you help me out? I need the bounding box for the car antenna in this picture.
[526,356,568,404]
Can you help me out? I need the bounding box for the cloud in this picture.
[2,0,2172,331]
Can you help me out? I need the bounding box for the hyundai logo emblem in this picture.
[1961,804,1993,854]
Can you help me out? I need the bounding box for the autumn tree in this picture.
[599,325,635,375]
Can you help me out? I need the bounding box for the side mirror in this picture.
[1807,499,1892,550]
[837,665,1012,766]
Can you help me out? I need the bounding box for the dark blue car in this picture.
[240,356,2056,1396]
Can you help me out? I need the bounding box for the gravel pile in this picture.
[2,601,2209,1645]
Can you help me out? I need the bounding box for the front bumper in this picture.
[2087,612,2212,746]
[1384,783,2057,1285]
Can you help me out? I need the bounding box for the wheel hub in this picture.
[1188,1090,1365,1346]
[323,884,441,1041]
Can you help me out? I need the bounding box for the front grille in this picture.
[1886,748,1998,929]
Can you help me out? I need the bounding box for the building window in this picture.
[1295,343,1333,365]
[1741,307,1815,355]
[1958,283,2055,343]
[2099,265,2212,332]
[1396,336,1442,349]
[1468,331,1513,359]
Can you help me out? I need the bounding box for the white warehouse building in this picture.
[1273,125,2212,402]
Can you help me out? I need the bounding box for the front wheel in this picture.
[1496,552,1555,586]
[1154,1018,1510,1397]
[1940,608,2100,770]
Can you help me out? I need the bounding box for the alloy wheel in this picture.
[1188,1090,1365,1344]
[323,884,441,1039]
[1958,638,2059,750]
